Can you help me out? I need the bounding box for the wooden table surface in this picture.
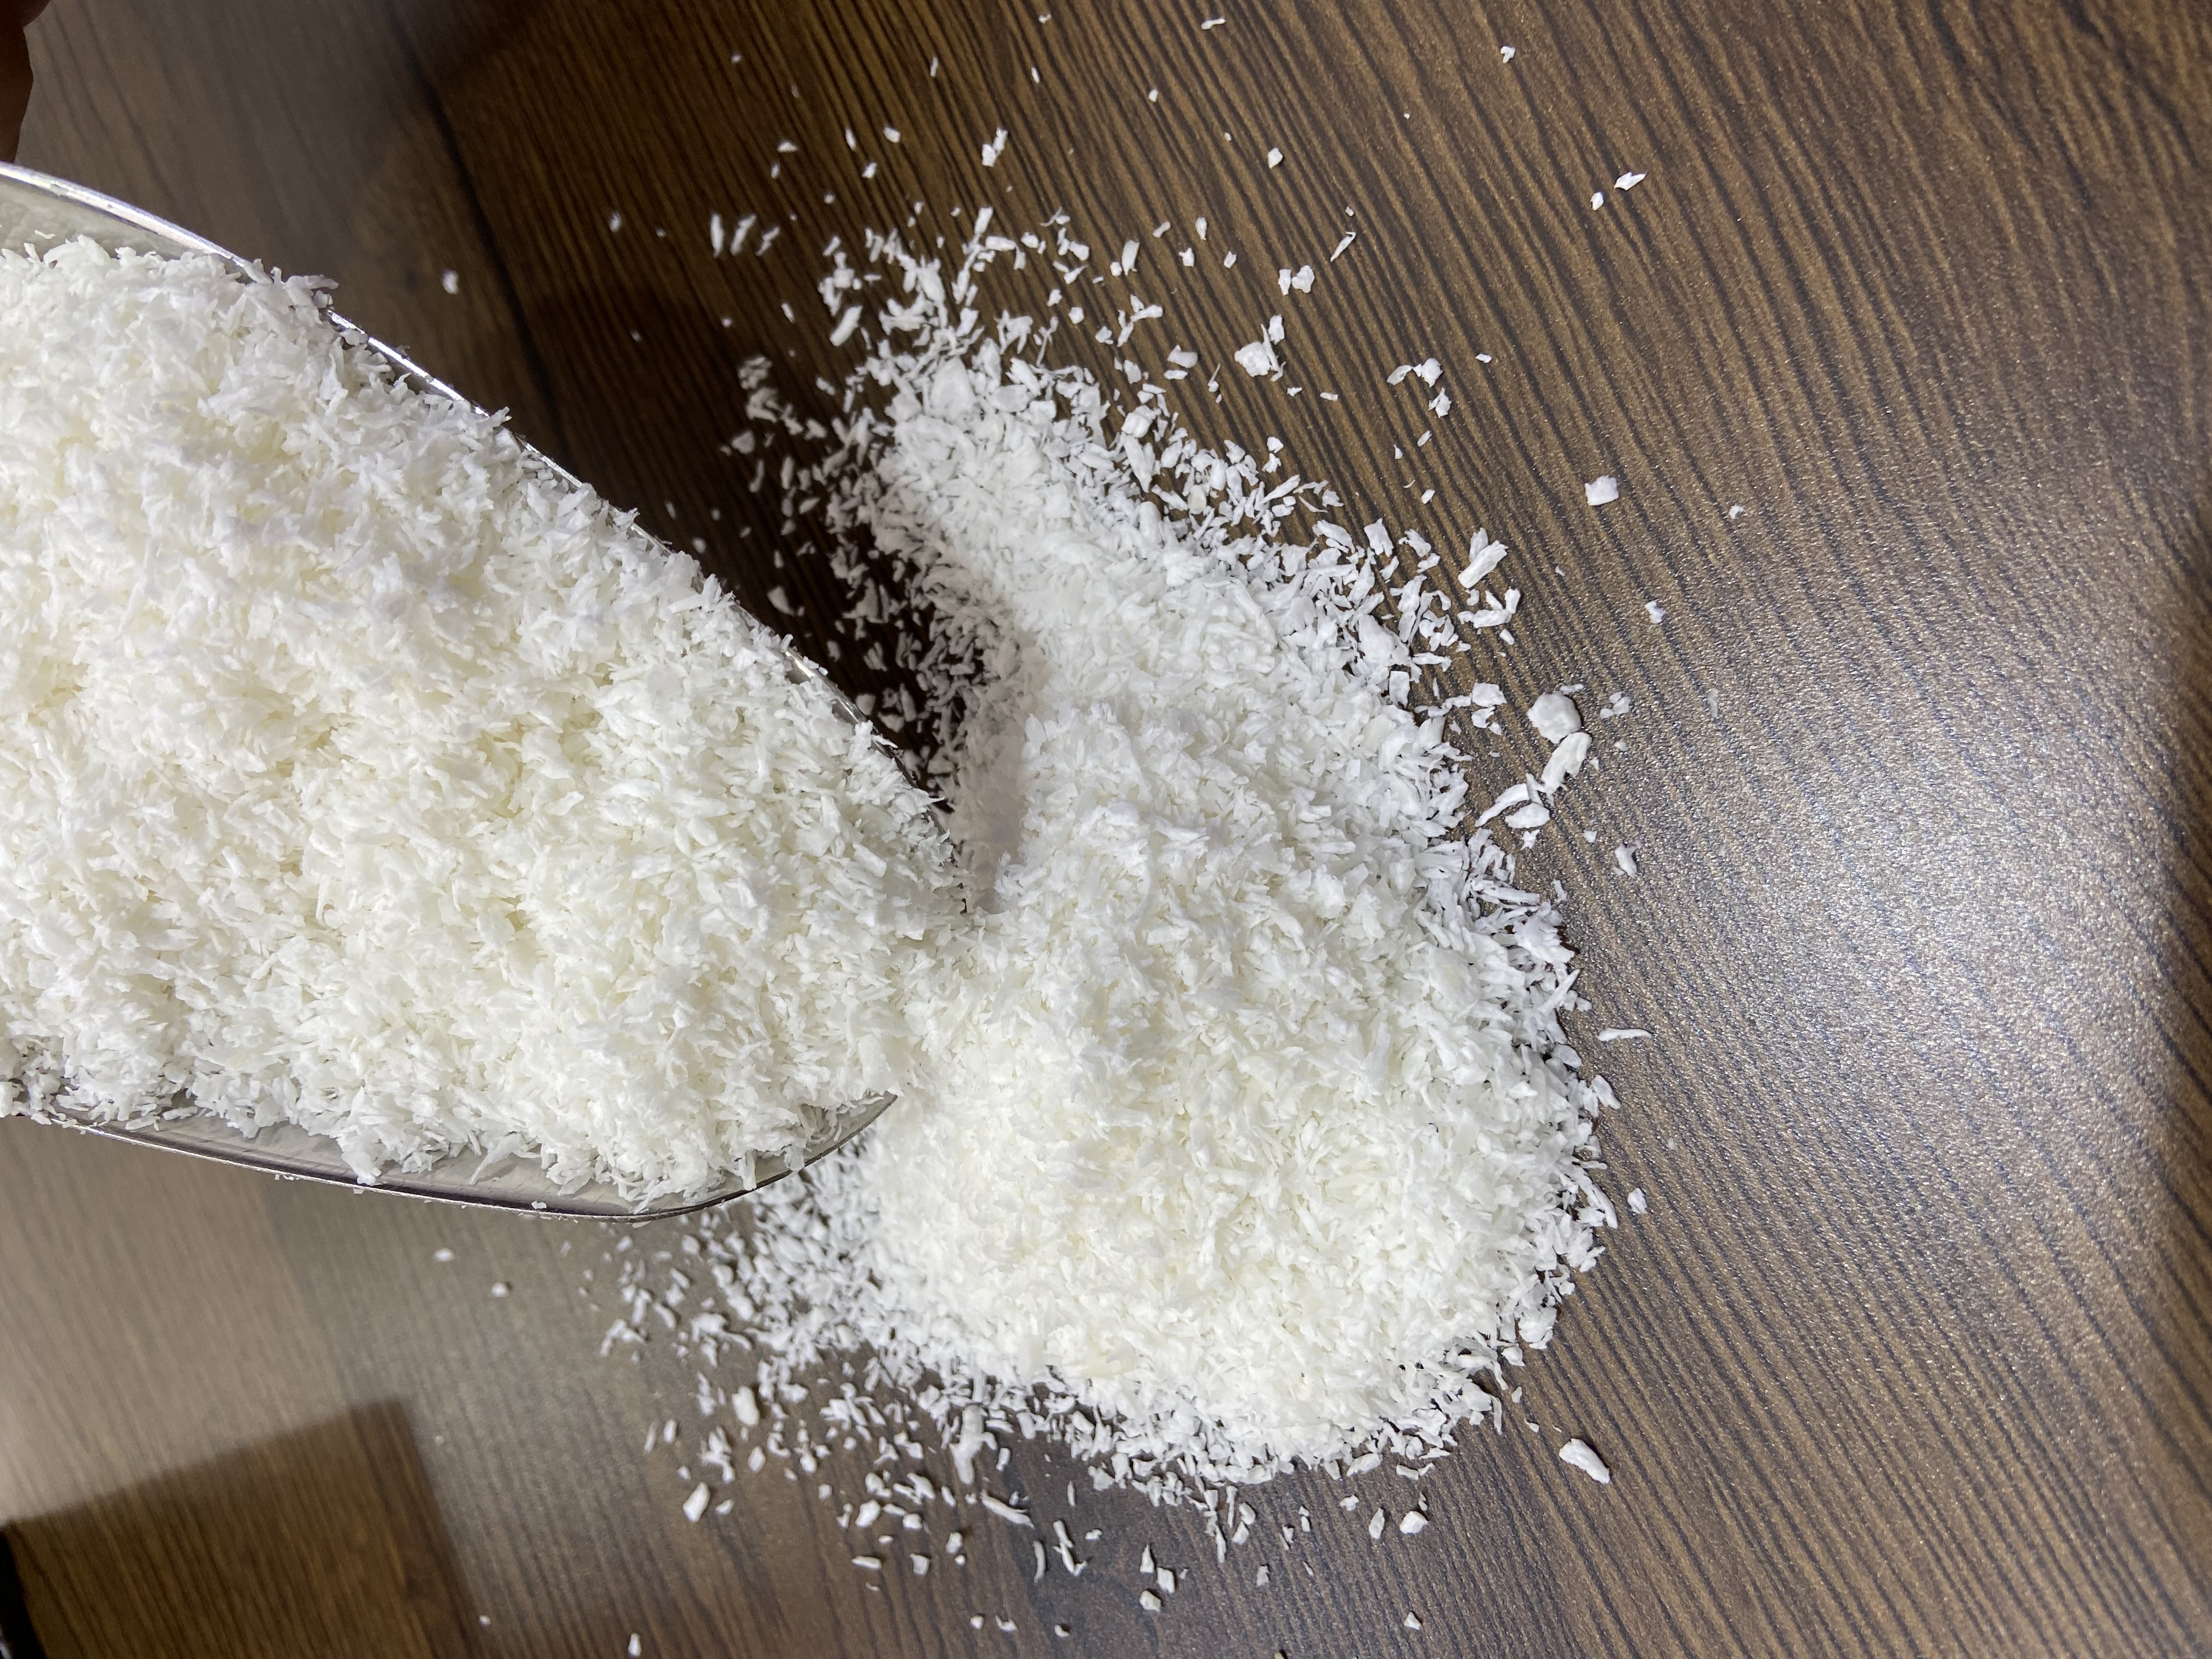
[3,1,2209,1655]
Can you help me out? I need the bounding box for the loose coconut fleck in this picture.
[1559,1439,1612,1484]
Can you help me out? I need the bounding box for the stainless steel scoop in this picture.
[25,1091,896,1221]
[0,161,901,1220]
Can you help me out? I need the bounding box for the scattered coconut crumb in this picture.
[1615,171,1646,190]
[1584,475,1620,506]
[1527,691,1583,744]
[1464,530,1508,586]
[1595,1029,1649,1042]
[1627,1188,1648,1215]
[1613,845,1639,877]
[1645,599,1666,624]
[1234,338,1279,376]
[1559,1440,1612,1484]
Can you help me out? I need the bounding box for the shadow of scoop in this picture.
[3,1401,475,1658]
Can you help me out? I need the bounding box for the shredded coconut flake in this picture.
[1541,732,1591,794]
[1527,692,1583,744]
[1559,1439,1612,1483]
[1233,338,1279,376]
[0,241,963,1202]
[1464,532,1508,586]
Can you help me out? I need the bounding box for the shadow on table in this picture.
[2151,473,2212,1565]
[2,1401,475,1659]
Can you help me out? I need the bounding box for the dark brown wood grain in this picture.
[3,1,2209,1655]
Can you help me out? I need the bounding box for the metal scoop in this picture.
[0,161,901,1220]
